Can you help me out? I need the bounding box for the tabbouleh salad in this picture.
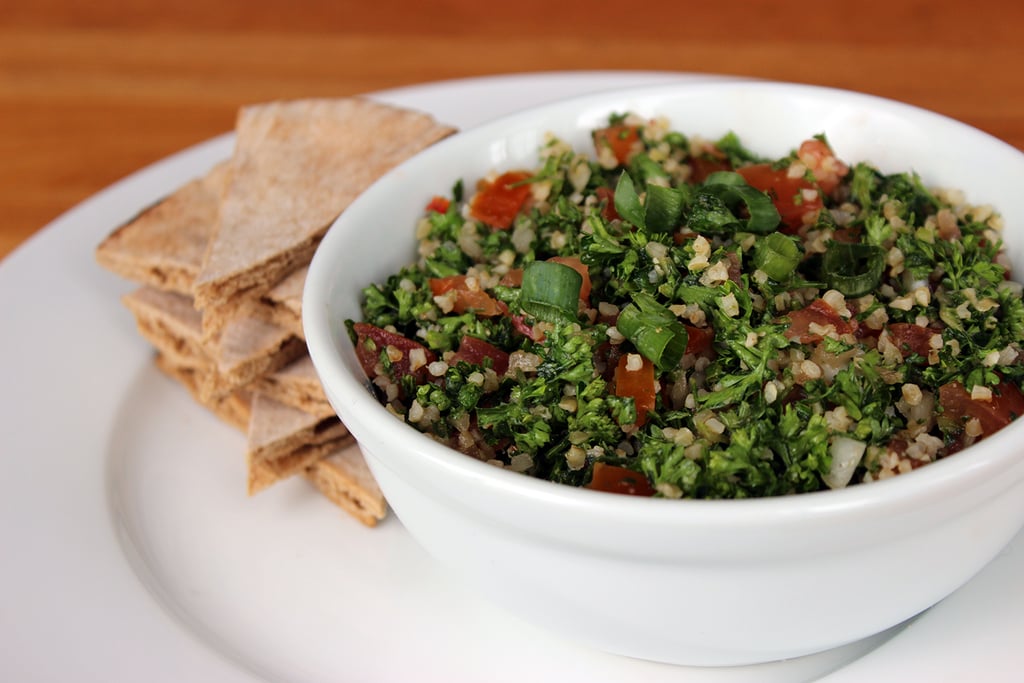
[347,113,1024,499]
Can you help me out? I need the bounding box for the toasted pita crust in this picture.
[304,443,387,527]
[96,161,230,293]
[248,435,354,495]
[192,97,455,337]
[122,287,207,367]
[212,318,306,401]
[247,392,348,463]
[249,354,332,417]
[122,286,305,401]
[239,265,307,339]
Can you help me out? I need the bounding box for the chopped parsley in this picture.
[349,114,1024,498]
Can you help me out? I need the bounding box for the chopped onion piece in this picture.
[824,436,867,489]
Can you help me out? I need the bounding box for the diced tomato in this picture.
[586,462,656,496]
[453,290,502,317]
[684,324,714,355]
[499,268,523,287]
[797,139,849,196]
[938,380,1024,438]
[428,274,467,296]
[351,322,435,386]
[428,275,503,317]
[450,335,510,375]
[469,170,533,229]
[737,163,823,232]
[547,255,592,305]
[614,354,657,426]
[425,195,450,213]
[593,124,642,165]
[886,323,936,359]
[595,186,620,221]
[783,299,856,343]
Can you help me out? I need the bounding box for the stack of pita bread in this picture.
[96,98,456,526]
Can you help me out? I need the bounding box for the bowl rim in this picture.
[304,78,1024,529]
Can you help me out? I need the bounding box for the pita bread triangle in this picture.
[238,264,306,340]
[121,286,304,402]
[304,443,387,526]
[192,97,456,336]
[247,392,348,463]
[249,354,333,417]
[95,96,455,526]
[96,161,230,294]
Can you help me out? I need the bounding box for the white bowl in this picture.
[303,80,1024,666]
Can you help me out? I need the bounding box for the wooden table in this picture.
[3,0,1022,261]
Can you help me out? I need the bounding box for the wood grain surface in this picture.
[2,0,1022,260]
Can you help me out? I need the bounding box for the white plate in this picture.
[1,71,1022,683]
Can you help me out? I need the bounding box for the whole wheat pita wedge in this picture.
[304,443,387,527]
[96,161,231,294]
[154,353,253,432]
[238,265,307,340]
[247,392,348,463]
[192,97,456,338]
[121,286,305,402]
[122,287,207,368]
[249,354,333,417]
[213,318,306,402]
[248,435,353,496]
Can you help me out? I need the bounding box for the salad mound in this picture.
[347,113,1024,499]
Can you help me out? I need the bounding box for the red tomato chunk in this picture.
[592,124,642,165]
[352,322,435,386]
[451,335,510,376]
[429,275,504,317]
[614,354,657,426]
[938,380,1024,438]
[469,171,533,229]
[783,299,855,344]
[586,462,656,496]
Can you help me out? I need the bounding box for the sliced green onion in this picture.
[520,260,583,323]
[703,170,748,187]
[613,171,689,234]
[615,292,689,372]
[754,232,802,281]
[691,171,781,234]
[822,242,885,297]
[644,184,686,234]
[630,153,670,184]
[613,172,646,228]
[686,191,740,234]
